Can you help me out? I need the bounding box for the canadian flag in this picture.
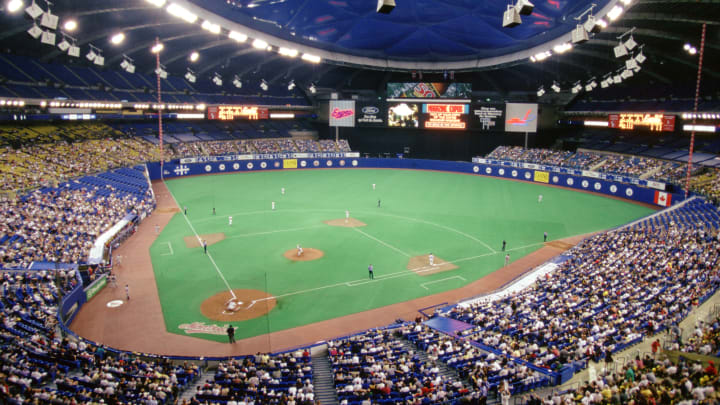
[654,191,671,207]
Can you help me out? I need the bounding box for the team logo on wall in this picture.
[610,185,617,193]
[594,182,601,190]
[626,188,634,197]
[274,161,281,168]
[205,165,212,172]
[327,160,333,167]
[351,160,358,166]
[581,180,589,188]
[173,165,190,176]
[552,176,559,183]
[472,166,479,173]
[485,167,492,174]
[567,178,574,186]
[313,160,320,167]
[499,168,505,175]
[233,163,240,170]
[247,162,254,169]
[524,172,531,179]
[301,160,307,167]
[339,160,346,166]
[219,164,226,171]
[260,162,267,169]
[511,170,518,177]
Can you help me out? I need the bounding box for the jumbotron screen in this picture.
[421,103,469,130]
[387,102,421,128]
[387,82,472,99]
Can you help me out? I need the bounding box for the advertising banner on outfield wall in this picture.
[355,102,386,127]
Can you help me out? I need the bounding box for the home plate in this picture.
[106,300,124,308]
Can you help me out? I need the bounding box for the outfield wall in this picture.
[147,157,684,207]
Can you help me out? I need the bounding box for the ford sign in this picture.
[362,106,380,115]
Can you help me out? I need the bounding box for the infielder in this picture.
[228,216,233,226]
[281,187,285,195]
[272,201,276,211]
[372,183,376,190]
[429,253,435,266]
[505,254,510,266]
[345,209,350,223]
[297,244,303,256]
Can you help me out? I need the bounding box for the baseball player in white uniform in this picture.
[538,194,543,203]
[372,183,376,190]
[228,216,233,226]
[281,187,285,195]
[345,209,350,223]
[429,253,435,266]
[297,244,303,256]
[272,201,276,210]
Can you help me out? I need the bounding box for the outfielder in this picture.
[228,216,233,226]
[281,187,285,195]
[272,201,276,211]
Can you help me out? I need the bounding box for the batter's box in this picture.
[407,254,459,276]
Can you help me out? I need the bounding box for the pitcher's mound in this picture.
[201,289,276,322]
[407,254,459,276]
[283,248,324,262]
[324,218,367,228]
[184,233,225,248]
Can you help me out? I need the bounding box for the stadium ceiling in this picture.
[0,0,718,97]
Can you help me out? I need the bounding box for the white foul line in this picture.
[161,241,174,256]
[352,228,411,258]
[164,183,237,300]
[251,242,543,303]
[420,275,466,290]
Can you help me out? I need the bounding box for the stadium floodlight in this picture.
[27,23,42,39]
[40,30,55,45]
[624,36,637,51]
[553,42,572,54]
[40,10,58,30]
[606,5,623,21]
[63,19,77,31]
[260,79,268,91]
[571,24,589,44]
[25,1,42,19]
[189,51,199,62]
[145,0,166,6]
[635,51,646,64]
[309,83,316,94]
[184,69,196,83]
[613,41,628,58]
[155,66,167,79]
[502,4,521,28]
[613,73,622,84]
[515,0,534,15]
[625,58,639,71]
[536,87,545,97]
[86,48,97,61]
[57,37,70,51]
[571,82,582,94]
[585,83,593,92]
[551,82,561,93]
[166,3,197,23]
[201,20,221,34]
[120,56,135,73]
[600,79,610,88]
[212,73,222,86]
[68,44,80,57]
[583,15,603,33]
[151,42,164,53]
[93,54,104,66]
[252,38,268,49]
[288,80,296,91]
[110,32,125,45]
[232,76,242,88]
[301,53,321,63]
[621,68,634,79]
[278,47,299,57]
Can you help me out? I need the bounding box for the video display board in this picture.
[388,102,420,128]
[387,82,472,99]
[608,113,675,132]
[470,104,505,131]
[355,101,386,127]
[207,105,269,120]
[329,100,356,127]
[422,103,469,129]
[505,103,538,133]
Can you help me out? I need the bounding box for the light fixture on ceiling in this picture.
[40,30,55,45]
[110,32,125,45]
[232,75,242,88]
[63,19,77,31]
[279,47,299,58]
[621,68,634,79]
[309,83,316,94]
[252,38,268,49]
[228,31,247,42]
[7,0,23,13]
[86,45,103,65]
[201,20,221,34]
[57,36,70,51]
[551,82,561,93]
[151,42,164,53]
[288,80,296,91]
[625,57,639,71]
[571,82,582,94]
[553,42,572,54]
[536,86,545,97]
[516,0,534,15]
[600,79,609,88]
[606,5,623,21]
[189,51,199,62]
[68,43,80,57]
[120,55,135,73]
[39,8,58,30]
[614,27,636,58]
[530,51,551,62]
[166,3,197,23]
[212,73,222,86]
[184,69,196,83]
[571,24,589,44]
[145,0,166,6]
[260,79,268,91]
[301,53,321,63]
[613,72,623,84]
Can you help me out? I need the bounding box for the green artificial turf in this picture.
[149,169,655,342]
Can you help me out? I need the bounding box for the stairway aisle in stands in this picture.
[399,332,500,404]
[311,345,339,405]
[177,368,207,403]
